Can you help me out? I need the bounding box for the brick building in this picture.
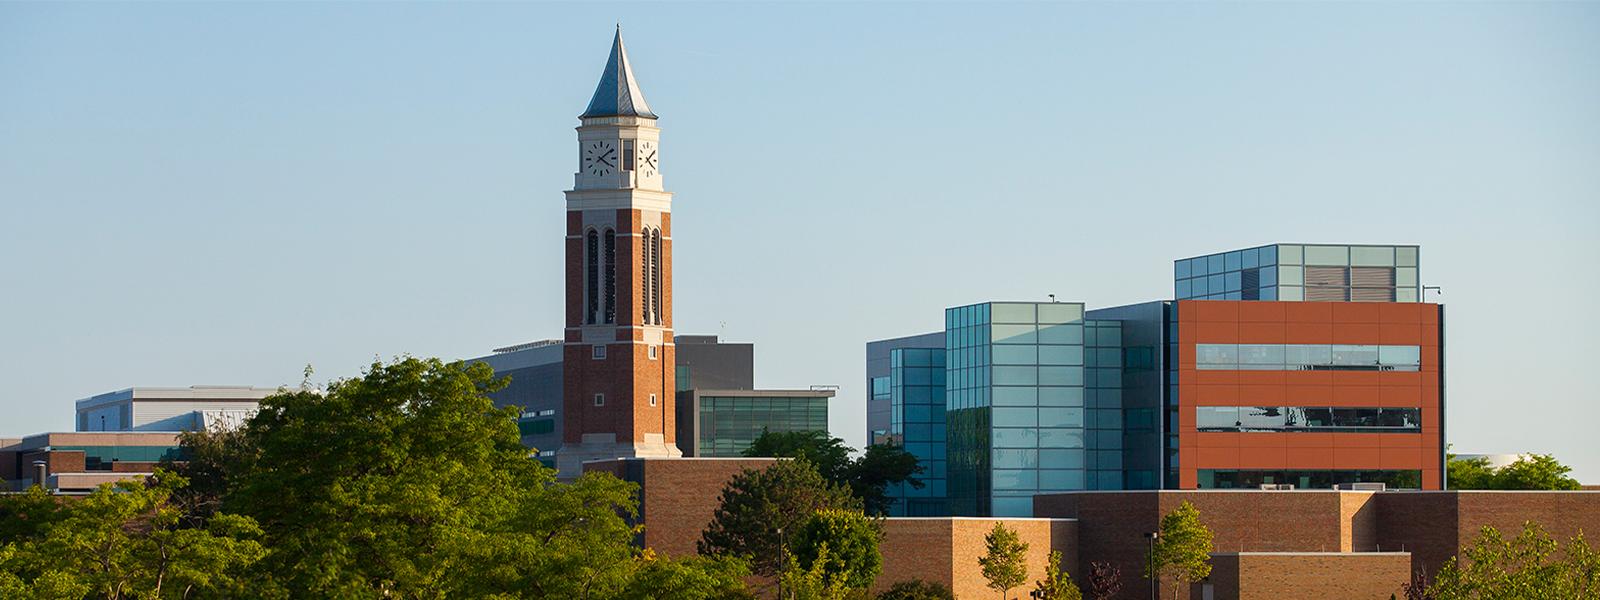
[866,243,1447,517]
[1,432,182,493]
[555,28,681,475]
[1034,489,1600,600]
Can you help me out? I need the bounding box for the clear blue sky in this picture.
[2,2,1596,480]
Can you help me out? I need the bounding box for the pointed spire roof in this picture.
[581,27,657,119]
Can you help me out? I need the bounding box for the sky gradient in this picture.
[2,2,1597,480]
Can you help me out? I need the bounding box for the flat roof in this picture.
[689,388,836,398]
[10,431,183,451]
[76,386,280,410]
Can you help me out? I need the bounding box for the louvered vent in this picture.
[1352,287,1395,302]
[1241,268,1260,300]
[1306,286,1348,302]
[1351,267,1395,287]
[1304,266,1348,286]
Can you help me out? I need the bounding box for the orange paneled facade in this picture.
[1175,300,1444,489]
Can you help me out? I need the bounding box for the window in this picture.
[593,394,605,407]
[585,230,599,324]
[641,227,653,323]
[651,228,662,325]
[649,393,657,407]
[1196,406,1421,432]
[602,229,616,323]
[622,139,634,171]
[648,345,658,360]
[592,345,606,360]
[1196,344,1420,371]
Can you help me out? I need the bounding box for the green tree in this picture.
[743,430,924,515]
[979,522,1030,599]
[875,579,956,600]
[617,551,755,600]
[0,471,264,599]
[164,420,260,525]
[845,443,926,515]
[780,543,860,600]
[746,430,855,482]
[1447,455,1497,490]
[1428,522,1599,599]
[220,358,551,597]
[1146,501,1215,600]
[1032,550,1082,600]
[699,458,860,577]
[791,508,883,591]
[0,485,65,545]
[1493,455,1582,491]
[198,357,747,599]
[1447,453,1581,491]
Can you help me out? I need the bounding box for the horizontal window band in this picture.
[1195,364,1421,372]
[1196,427,1421,433]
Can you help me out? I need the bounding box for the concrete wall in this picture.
[1200,553,1410,600]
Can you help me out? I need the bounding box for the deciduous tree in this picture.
[1493,455,1582,491]
[743,430,924,515]
[1147,501,1214,600]
[979,522,1030,599]
[1447,453,1581,491]
[1032,550,1082,600]
[875,579,955,600]
[195,356,749,598]
[790,508,882,592]
[1086,561,1122,600]
[1428,521,1599,599]
[0,471,264,599]
[846,443,925,515]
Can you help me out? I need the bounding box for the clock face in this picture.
[639,141,658,177]
[583,141,616,176]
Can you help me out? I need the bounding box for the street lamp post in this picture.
[1144,531,1161,600]
[776,526,785,600]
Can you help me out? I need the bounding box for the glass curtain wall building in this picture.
[886,347,948,516]
[945,301,1122,517]
[1175,244,1420,302]
[681,390,832,457]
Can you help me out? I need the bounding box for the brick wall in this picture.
[0,450,16,480]
[1038,490,1600,599]
[1037,491,1373,600]
[1200,553,1410,600]
[1376,491,1600,576]
[586,457,779,558]
[112,461,161,473]
[875,518,1076,599]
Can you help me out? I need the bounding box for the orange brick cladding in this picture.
[1174,300,1444,489]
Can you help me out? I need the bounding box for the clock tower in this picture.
[557,28,680,475]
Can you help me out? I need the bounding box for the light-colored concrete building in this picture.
[75,385,279,432]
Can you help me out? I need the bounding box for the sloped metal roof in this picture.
[581,27,656,119]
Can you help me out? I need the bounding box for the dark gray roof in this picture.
[580,28,656,119]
